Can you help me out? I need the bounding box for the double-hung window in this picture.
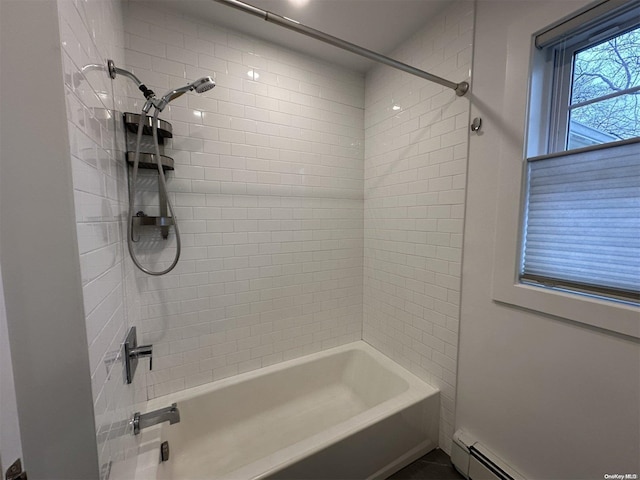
[522,1,640,304]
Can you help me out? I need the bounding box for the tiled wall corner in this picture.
[56,0,144,477]
[362,0,473,455]
[121,1,365,400]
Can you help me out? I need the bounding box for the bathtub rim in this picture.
[144,340,436,410]
[134,340,440,479]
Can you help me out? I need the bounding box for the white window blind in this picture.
[521,139,640,301]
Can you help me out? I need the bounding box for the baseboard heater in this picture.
[451,430,525,480]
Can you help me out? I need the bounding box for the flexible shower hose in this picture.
[126,110,181,275]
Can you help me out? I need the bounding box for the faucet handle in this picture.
[123,327,153,383]
[130,344,153,370]
[131,411,141,435]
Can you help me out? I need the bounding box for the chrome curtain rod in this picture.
[211,0,470,96]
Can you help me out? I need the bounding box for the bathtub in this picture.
[134,341,439,479]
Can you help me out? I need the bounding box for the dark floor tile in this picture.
[386,448,464,480]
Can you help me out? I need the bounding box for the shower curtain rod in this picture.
[211,0,470,96]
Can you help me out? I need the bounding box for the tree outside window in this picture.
[568,25,640,149]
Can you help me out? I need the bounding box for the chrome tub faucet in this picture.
[131,403,180,435]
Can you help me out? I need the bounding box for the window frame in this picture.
[489,0,640,339]
[545,5,640,154]
[549,39,573,152]
[520,5,640,304]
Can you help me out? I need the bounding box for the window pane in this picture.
[571,25,640,105]
[568,93,640,149]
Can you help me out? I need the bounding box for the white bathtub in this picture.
[134,341,439,479]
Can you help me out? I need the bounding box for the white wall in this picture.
[0,267,22,474]
[121,1,364,399]
[457,1,640,477]
[363,1,473,454]
[0,1,99,477]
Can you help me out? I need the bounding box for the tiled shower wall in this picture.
[363,1,473,454]
[57,0,470,472]
[122,1,364,399]
[56,0,143,477]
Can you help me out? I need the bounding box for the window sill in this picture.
[492,275,640,339]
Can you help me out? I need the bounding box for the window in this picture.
[522,1,640,304]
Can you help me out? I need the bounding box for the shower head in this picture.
[193,76,216,93]
[156,76,216,111]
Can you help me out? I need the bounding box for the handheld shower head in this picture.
[156,76,216,111]
[193,76,216,93]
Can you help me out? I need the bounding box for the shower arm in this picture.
[107,60,157,109]
[211,0,470,97]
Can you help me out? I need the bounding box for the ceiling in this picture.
[150,0,452,72]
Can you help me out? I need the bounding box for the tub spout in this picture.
[132,403,180,435]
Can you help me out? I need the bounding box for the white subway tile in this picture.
[363,1,470,458]
[129,33,166,57]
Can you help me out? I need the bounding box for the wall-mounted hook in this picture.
[470,117,482,132]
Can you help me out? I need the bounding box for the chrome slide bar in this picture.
[212,0,470,96]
